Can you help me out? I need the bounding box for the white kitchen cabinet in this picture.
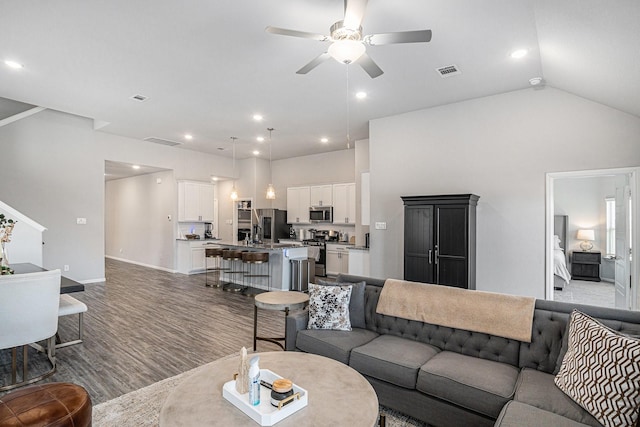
[326,243,350,276]
[178,181,215,222]
[348,248,370,276]
[332,183,356,225]
[361,172,370,226]
[310,185,333,207]
[286,186,311,224]
[176,241,218,274]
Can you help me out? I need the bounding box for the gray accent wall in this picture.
[369,87,640,298]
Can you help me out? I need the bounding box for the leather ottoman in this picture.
[0,382,92,427]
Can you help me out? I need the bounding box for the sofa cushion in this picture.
[555,310,640,427]
[514,368,601,427]
[318,279,366,329]
[296,328,379,365]
[495,401,593,427]
[307,283,352,331]
[349,335,439,389]
[416,351,519,418]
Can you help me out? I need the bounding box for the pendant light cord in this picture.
[346,65,351,149]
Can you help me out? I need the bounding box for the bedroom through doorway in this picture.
[546,167,638,310]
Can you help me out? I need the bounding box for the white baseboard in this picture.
[80,277,106,284]
[105,255,178,274]
[601,278,614,283]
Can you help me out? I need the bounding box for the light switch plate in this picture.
[76,218,87,225]
[375,222,387,230]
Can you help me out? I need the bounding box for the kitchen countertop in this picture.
[213,241,307,251]
[176,238,222,242]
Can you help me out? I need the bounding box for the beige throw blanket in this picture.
[377,279,536,342]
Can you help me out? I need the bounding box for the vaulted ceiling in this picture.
[0,0,638,160]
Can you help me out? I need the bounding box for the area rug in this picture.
[93,363,426,426]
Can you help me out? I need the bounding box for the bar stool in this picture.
[242,251,270,296]
[205,247,226,288]
[222,249,246,293]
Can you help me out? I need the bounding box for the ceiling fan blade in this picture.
[343,0,368,29]
[365,30,432,45]
[296,52,332,74]
[357,53,383,79]
[265,26,329,42]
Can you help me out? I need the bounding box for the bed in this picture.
[553,215,571,290]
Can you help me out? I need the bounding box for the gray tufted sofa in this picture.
[284,274,640,427]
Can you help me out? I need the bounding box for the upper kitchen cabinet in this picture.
[287,186,311,224]
[333,183,356,225]
[310,185,333,207]
[178,181,215,222]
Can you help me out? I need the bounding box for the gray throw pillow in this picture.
[317,279,366,329]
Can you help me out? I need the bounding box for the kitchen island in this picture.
[210,242,308,291]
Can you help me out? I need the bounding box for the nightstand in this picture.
[571,251,601,282]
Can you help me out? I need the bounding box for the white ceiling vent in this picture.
[436,65,461,78]
[130,94,148,102]
[144,137,182,147]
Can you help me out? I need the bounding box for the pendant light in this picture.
[230,136,238,201]
[265,128,276,200]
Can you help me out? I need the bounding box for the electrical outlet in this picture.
[76,217,87,225]
[375,222,387,230]
[64,265,69,271]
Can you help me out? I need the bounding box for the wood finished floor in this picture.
[0,258,286,404]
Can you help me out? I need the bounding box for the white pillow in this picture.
[553,235,562,250]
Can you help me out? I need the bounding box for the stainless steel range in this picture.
[303,239,326,277]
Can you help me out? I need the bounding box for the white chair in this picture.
[0,269,61,391]
[57,294,88,349]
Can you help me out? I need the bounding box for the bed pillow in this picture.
[317,279,366,329]
[554,310,640,427]
[307,282,353,331]
[553,235,562,250]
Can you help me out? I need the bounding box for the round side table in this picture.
[253,291,309,351]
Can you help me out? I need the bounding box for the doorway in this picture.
[546,167,638,310]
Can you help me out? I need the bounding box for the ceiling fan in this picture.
[265,0,432,79]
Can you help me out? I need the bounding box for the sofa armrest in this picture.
[285,307,309,351]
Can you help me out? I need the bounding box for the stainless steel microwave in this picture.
[309,206,333,223]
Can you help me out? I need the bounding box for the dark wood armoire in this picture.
[401,194,479,289]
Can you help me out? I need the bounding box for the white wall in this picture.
[105,170,176,270]
[369,87,640,298]
[0,109,233,282]
[555,175,615,255]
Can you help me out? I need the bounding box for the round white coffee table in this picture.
[159,351,379,427]
[253,291,309,351]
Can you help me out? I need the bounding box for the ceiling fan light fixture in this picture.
[328,40,365,64]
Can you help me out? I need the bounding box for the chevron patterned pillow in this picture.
[555,310,640,427]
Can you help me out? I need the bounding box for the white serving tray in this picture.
[222,369,308,426]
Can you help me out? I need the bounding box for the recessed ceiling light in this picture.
[256,136,265,142]
[211,176,218,181]
[320,137,329,143]
[184,134,193,140]
[355,91,367,99]
[253,150,260,155]
[4,60,23,69]
[253,114,263,121]
[510,49,528,59]
[132,165,141,170]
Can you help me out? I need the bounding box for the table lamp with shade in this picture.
[577,229,595,251]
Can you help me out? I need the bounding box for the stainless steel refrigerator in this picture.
[255,209,289,244]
